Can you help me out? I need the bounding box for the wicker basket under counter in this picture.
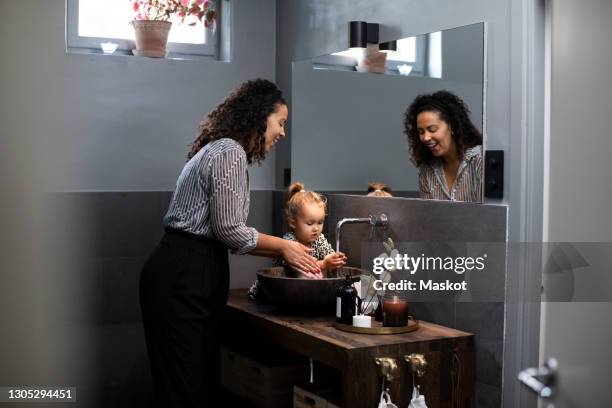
[220,346,308,408]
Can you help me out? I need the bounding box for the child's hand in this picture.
[323,252,347,271]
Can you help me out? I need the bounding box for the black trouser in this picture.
[139,229,229,407]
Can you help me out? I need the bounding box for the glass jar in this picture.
[382,294,409,327]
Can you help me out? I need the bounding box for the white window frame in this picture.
[385,35,427,75]
[66,0,219,58]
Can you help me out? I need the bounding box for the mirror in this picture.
[291,23,485,202]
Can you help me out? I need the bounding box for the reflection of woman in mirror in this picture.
[404,90,483,202]
[367,182,393,197]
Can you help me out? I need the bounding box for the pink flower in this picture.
[129,0,215,26]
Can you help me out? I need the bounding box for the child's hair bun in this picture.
[288,181,306,199]
[285,181,327,227]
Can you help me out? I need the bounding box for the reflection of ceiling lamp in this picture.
[349,21,379,49]
[349,21,394,74]
[378,41,397,53]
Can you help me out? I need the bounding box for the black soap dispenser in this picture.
[336,275,359,325]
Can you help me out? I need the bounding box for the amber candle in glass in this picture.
[382,295,408,327]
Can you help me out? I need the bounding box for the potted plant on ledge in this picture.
[129,0,216,58]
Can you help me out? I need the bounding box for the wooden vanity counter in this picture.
[223,290,474,408]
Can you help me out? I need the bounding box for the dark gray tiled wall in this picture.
[45,190,275,407]
[44,191,507,407]
[271,190,419,238]
[324,194,507,407]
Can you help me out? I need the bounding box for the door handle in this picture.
[518,357,558,398]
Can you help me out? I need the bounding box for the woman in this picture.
[404,90,483,202]
[139,79,320,407]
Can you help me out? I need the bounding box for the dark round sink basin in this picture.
[256,266,366,315]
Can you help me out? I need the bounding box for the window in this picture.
[385,36,424,75]
[66,0,219,58]
[312,32,442,78]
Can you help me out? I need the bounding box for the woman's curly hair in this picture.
[403,90,482,167]
[187,79,286,164]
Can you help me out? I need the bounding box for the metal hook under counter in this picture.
[405,353,428,378]
[375,357,398,383]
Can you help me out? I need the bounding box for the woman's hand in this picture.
[280,240,322,279]
[323,252,347,271]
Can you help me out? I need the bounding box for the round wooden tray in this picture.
[334,318,419,335]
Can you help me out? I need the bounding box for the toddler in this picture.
[248,182,347,299]
[367,182,393,197]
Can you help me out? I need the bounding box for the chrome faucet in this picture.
[335,213,389,252]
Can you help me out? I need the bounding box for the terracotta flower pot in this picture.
[130,20,172,58]
[355,43,388,74]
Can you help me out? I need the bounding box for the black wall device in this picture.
[283,168,291,187]
[484,150,504,198]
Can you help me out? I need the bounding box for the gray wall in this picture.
[291,63,483,191]
[0,0,279,298]
[0,0,278,406]
[1,0,278,191]
[39,190,273,406]
[442,23,486,84]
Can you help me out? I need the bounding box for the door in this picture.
[522,0,612,406]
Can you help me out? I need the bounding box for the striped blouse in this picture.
[163,138,258,254]
[418,146,483,202]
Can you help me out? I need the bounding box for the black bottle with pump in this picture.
[336,275,360,324]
